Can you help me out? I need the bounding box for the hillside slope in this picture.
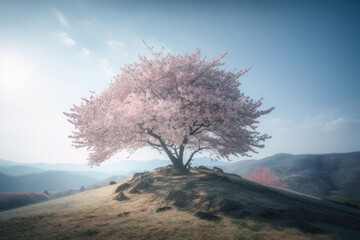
[0,166,359,240]
[221,152,360,200]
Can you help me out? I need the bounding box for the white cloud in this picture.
[55,10,68,26]
[301,111,360,131]
[107,40,124,49]
[59,32,76,46]
[302,117,323,129]
[82,48,90,56]
[302,110,337,129]
[313,110,338,121]
[323,118,360,131]
[271,118,281,124]
[100,59,114,77]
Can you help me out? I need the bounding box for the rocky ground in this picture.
[116,165,360,236]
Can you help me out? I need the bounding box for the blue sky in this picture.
[0,0,359,164]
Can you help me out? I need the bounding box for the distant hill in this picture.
[0,157,229,174]
[2,152,359,200]
[0,171,99,192]
[220,151,360,200]
[84,157,229,172]
[0,157,229,193]
[86,174,130,190]
[0,192,49,211]
[0,159,18,166]
[0,165,43,176]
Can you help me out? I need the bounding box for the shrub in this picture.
[109,181,117,185]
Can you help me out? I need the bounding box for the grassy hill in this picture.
[221,152,360,200]
[0,166,359,240]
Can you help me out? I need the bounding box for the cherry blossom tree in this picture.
[64,46,274,173]
[247,167,288,188]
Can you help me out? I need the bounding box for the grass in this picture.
[324,195,360,209]
[77,226,100,236]
[230,219,249,229]
[233,235,250,240]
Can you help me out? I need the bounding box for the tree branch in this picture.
[169,145,179,158]
[189,62,216,84]
[189,122,211,135]
[144,129,179,166]
[139,140,162,148]
[185,147,204,167]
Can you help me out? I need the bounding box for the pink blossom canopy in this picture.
[64,48,274,168]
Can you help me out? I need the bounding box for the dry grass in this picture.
[0,171,351,240]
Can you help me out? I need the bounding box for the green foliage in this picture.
[109,181,117,185]
[324,195,360,209]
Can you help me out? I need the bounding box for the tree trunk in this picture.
[146,131,189,174]
[170,157,188,174]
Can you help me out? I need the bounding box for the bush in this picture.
[109,181,117,185]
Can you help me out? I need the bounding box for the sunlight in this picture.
[0,51,42,105]
[0,52,33,89]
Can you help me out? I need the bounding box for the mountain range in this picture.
[0,157,228,192]
[0,157,228,175]
[0,171,99,192]
[220,151,360,200]
[1,152,360,202]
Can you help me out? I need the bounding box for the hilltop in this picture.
[0,166,359,240]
